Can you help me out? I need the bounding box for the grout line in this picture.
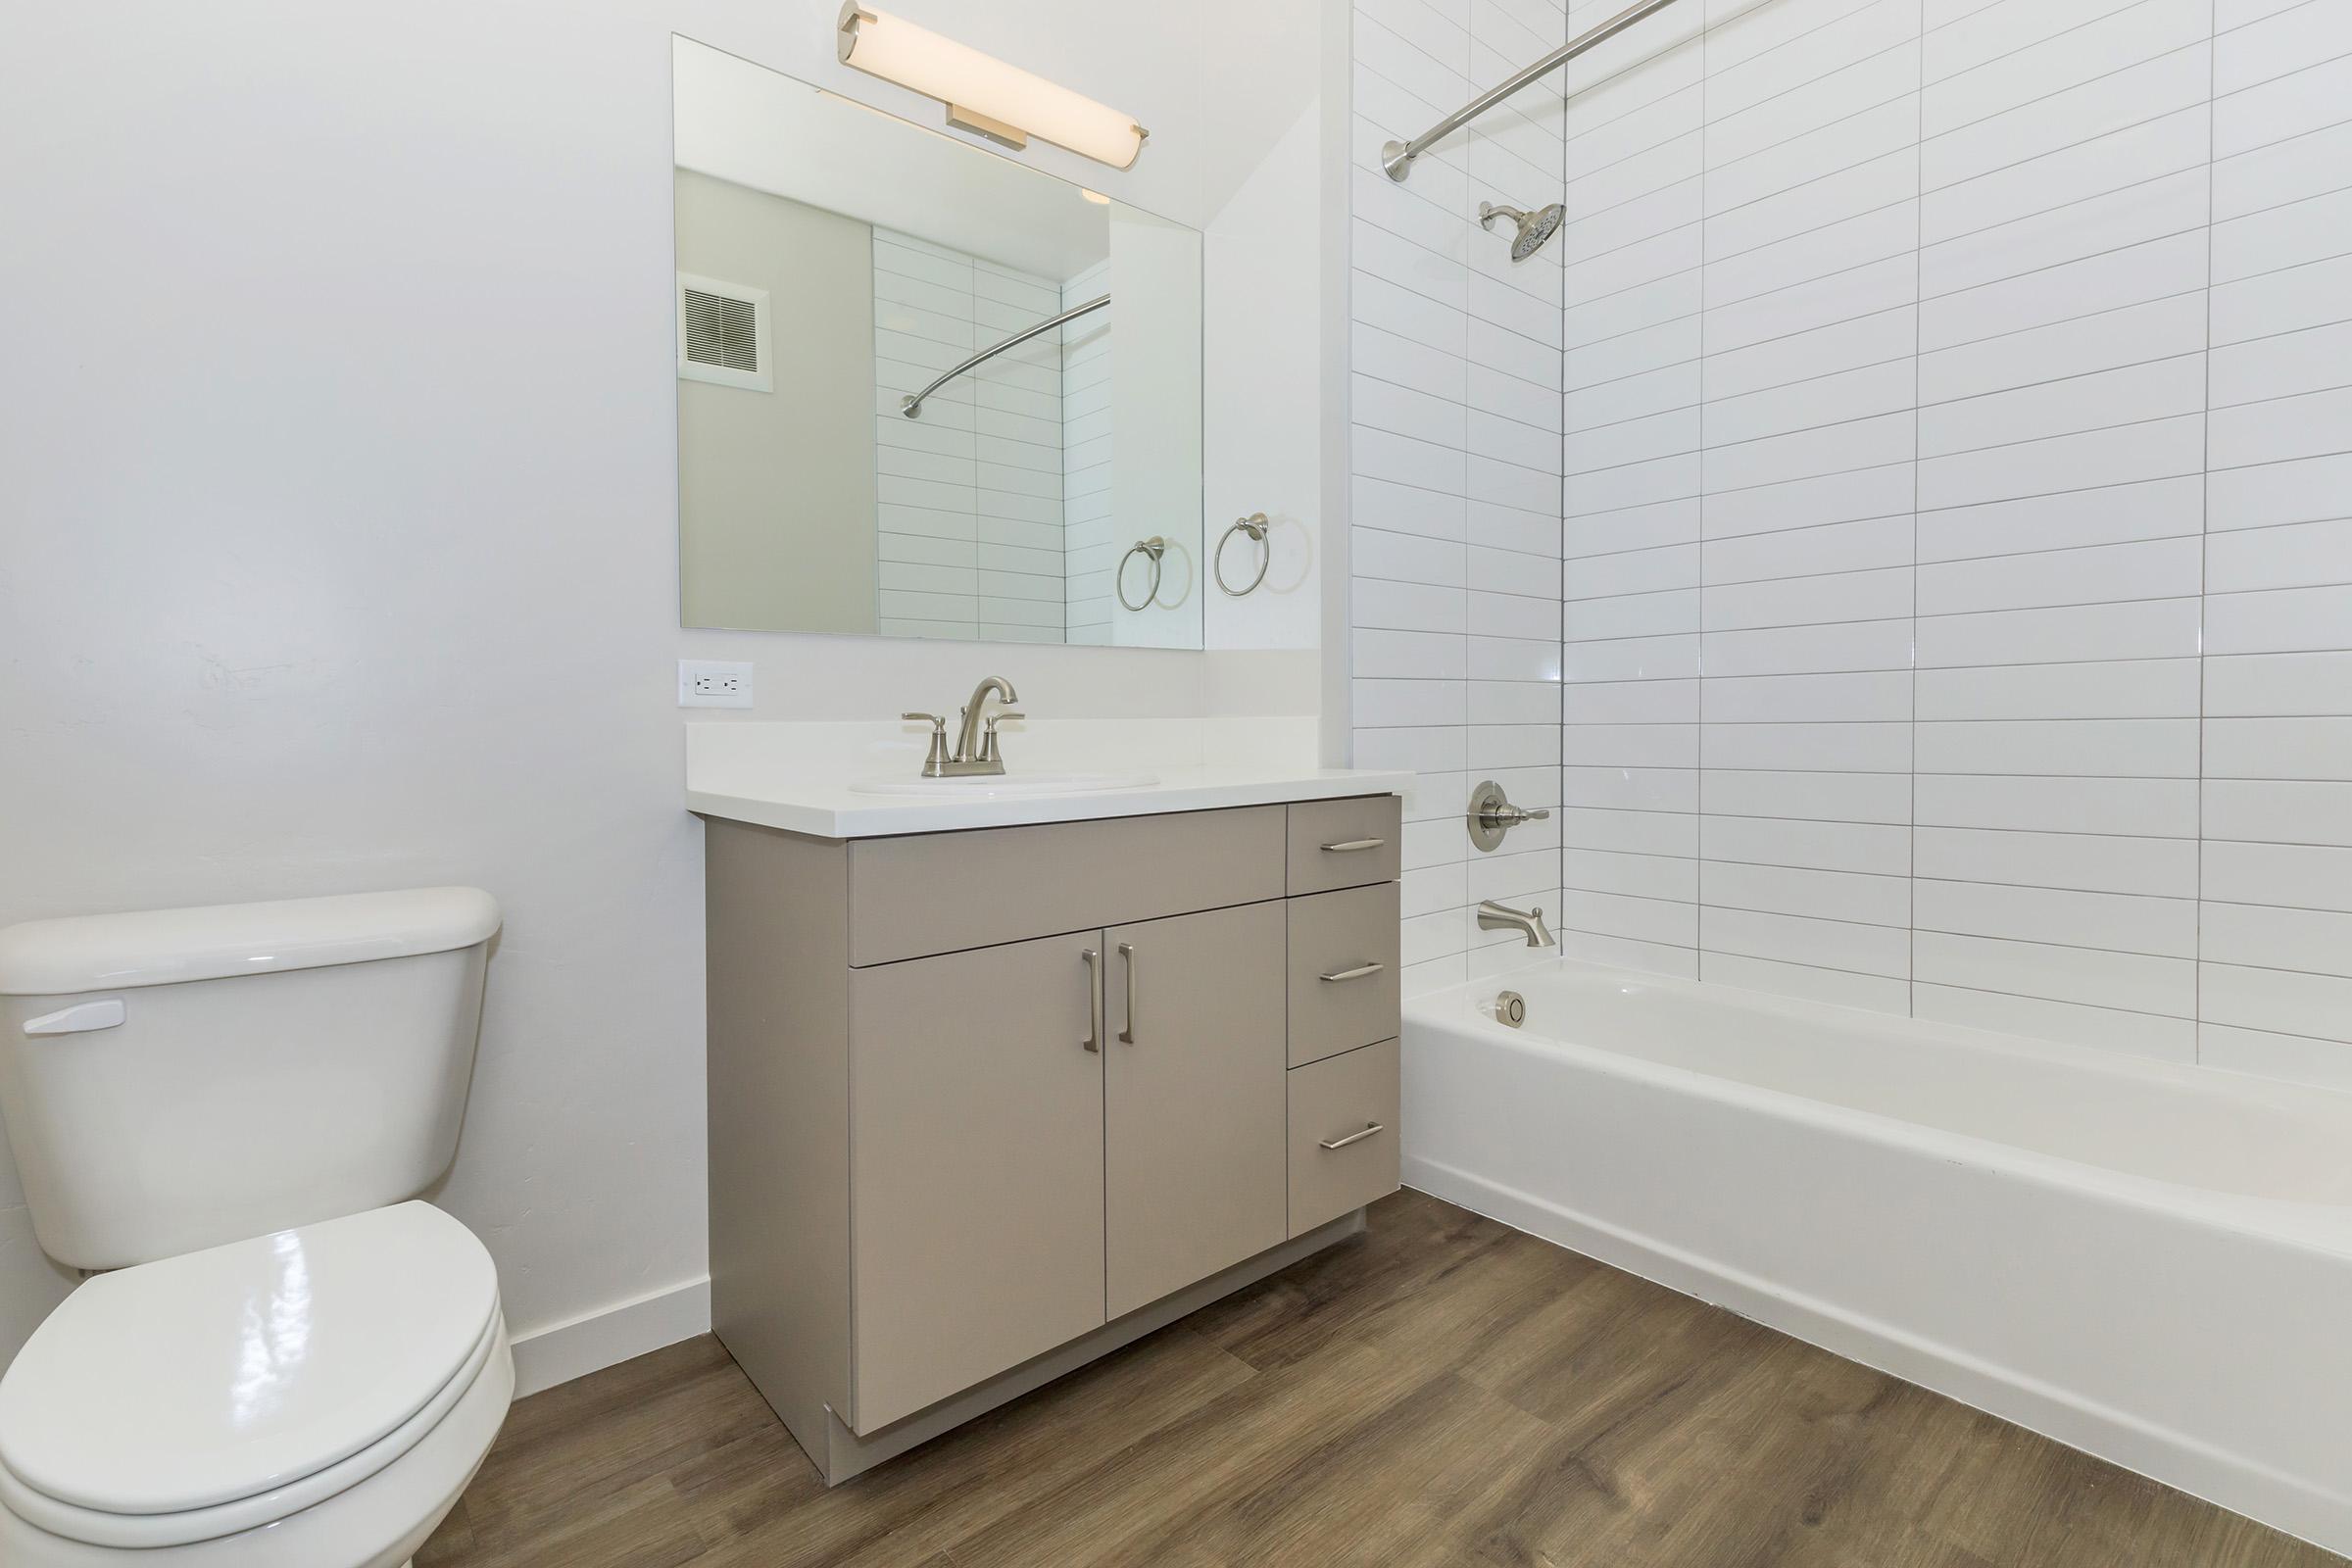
[1912,979,2199,1027]
[2211,42,2352,109]
[1712,93,1925,204]
[2196,0,2217,1056]
[1909,0,1928,1018]
[1923,162,2209,260]
[1695,12,1711,988]
[2210,173,2352,235]
[1926,30,2211,140]
[1923,0,2183,89]
[1922,95,2211,200]
[1351,266,1566,357]
[1554,0,1575,952]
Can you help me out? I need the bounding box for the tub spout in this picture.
[1478,900,1556,948]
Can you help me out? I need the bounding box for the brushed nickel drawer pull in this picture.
[1320,838,1387,853]
[1320,1121,1386,1151]
[1318,962,1387,983]
[1081,948,1102,1053]
[1116,942,1138,1045]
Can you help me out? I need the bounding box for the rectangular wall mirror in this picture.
[672,37,1205,648]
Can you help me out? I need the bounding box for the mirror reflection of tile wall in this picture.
[672,37,1202,648]
[871,230,1073,643]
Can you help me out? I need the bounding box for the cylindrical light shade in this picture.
[837,6,1148,171]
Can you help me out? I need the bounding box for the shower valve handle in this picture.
[1467,779,1549,853]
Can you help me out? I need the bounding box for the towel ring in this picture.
[1116,537,1166,612]
[1214,513,1271,597]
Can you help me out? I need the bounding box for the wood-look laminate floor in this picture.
[419,1191,2341,1568]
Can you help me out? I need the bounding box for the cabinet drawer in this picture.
[1287,1040,1399,1238]
[1286,884,1400,1068]
[849,806,1286,966]
[1286,797,1401,895]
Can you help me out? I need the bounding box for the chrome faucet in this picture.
[1477,900,1557,949]
[903,676,1023,778]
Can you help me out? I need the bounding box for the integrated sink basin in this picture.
[849,770,1160,797]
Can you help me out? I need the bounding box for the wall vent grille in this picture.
[683,288,760,373]
[676,272,771,392]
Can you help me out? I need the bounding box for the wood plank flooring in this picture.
[419,1191,2342,1568]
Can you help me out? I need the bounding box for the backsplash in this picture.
[1349,0,2352,1082]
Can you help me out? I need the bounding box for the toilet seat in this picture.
[0,1321,512,1568]
[0,1202,502,1552]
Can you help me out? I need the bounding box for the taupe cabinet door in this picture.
[849,931,1106,1432]
[1103,901,1288,1318]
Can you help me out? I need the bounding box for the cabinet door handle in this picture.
[1081,948,1102,1053]
[1116,942,1137,1045]
[1318,961,1386,984]
[1320,1121,1387,1151]
[1319,838,1386,853]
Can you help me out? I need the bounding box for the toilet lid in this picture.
[0,1201,499,1519]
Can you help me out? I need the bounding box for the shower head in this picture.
[1479,200,1566,262]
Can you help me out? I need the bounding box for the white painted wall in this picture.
[1204,0,1336,654]
[0,0,1330,1377]
[1204,101,1331,650]
[1108,210,1208,647]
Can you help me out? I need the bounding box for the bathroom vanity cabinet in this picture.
[703,793,1402,1483]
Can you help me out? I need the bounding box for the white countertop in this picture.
[685,717,1410,839]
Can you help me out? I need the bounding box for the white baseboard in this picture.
[509,1275,711,1397]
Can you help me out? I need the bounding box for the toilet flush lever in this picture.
[23,1000,125,1036]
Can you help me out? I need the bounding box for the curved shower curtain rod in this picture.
[900,292,1110,418]
[1381,0,1689,181]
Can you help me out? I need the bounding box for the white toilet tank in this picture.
[0,888,501,1270]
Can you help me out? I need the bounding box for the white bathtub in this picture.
[1401,959,2352,1555]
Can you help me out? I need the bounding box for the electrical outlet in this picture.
[678,660,754,709]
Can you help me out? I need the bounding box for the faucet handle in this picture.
[903,712,952,777]
[977,711,1023,764]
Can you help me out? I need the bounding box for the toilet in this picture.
[0,888,514,1568]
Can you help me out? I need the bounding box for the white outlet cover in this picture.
[678,660,754,709]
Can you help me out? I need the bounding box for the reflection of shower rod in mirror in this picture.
[1214,513,1270,597]
[900,292,1110,418]
[1116,537,1166,612]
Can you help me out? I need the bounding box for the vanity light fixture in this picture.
[836,5,1149,170]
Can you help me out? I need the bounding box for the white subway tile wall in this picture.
[1348,0,2352,1082]
[1353,0,1568,996]
[2199,0,2352,1086]
[872,230,1070,642]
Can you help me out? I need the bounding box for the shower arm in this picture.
[1380,0,1687,182]
[900,292,1109,417]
